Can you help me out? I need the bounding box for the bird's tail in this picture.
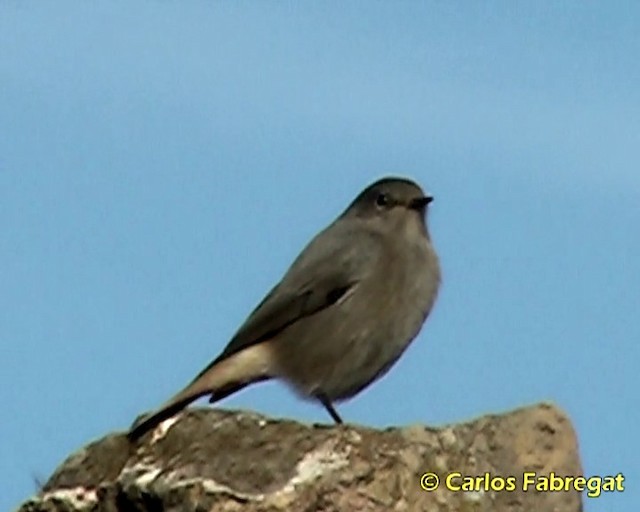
[127,342,275,441]
[127,378,212,441]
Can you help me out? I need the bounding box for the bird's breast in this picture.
[367,237,440,347]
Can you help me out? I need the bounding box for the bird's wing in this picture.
[213,273,353,363]
[197,223,379,377]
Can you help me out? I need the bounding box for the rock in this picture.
[18,403,583,511]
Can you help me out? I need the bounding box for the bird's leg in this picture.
[316,392,343,424]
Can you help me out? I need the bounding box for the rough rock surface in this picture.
[19,402,583,512]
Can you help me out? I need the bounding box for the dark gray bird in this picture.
[128,177,440,440]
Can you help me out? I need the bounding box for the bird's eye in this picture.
[375,193,390,208]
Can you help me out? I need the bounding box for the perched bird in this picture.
[128,177,440,440]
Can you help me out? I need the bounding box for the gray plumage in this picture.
[128,177,440,440]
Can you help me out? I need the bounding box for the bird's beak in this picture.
[408,196,434,210]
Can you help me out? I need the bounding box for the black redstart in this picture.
[128,177,440,440]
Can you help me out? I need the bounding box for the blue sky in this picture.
[1,3,638,510]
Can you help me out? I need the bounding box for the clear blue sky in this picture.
[2,3,638,510]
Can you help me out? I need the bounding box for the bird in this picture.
[128,176,440,440]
